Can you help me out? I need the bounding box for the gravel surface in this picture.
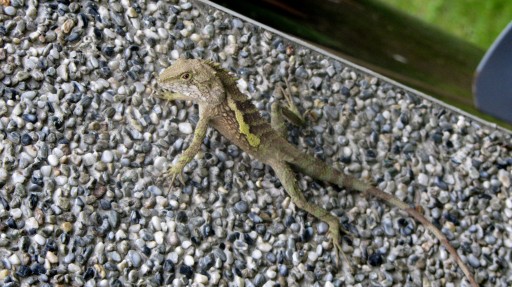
[0,0,511,286]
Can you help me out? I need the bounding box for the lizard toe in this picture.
[328,220,353,271]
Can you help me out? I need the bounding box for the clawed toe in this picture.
[328,221,353,271]
[159,166,186,188]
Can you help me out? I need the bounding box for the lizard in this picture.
[155,58,478,287]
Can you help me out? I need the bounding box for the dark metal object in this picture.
[474,22,512,124]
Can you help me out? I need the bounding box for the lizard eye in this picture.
[181,73,191,80]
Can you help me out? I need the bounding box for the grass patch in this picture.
[377,0,512,49]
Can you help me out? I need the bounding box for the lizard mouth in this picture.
[154,85,174,98]
[156,87,188,101]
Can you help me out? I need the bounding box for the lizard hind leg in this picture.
[271,161,351,269]
[270,82,305,137]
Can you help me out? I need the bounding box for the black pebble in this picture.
[176,211,188,223]
[7,217,17,229]
[21,134,33,145]
[16,265,32,277]
[31,263,46,275]
[84,267,95,280]
[179,265,193,278]
[368,252,383,266]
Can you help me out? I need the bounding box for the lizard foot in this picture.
[162,165,186,187]
[326,219,353,271]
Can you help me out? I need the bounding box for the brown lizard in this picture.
[156,58,478,287]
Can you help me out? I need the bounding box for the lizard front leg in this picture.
[165,114,210,186]
[270,160,347,267]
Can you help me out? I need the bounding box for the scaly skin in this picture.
[156,58,478,287]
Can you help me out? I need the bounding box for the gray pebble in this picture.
[234,200,248,213]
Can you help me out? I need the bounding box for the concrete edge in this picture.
[195,0,511,134]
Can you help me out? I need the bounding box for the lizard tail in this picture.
[287,151,478,286]
[346,177,479,287]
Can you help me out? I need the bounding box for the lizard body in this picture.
[156,58,478,287]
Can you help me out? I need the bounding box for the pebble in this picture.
[128,250,142,268]
[0,0,508,286]
[178,122,193,134]
[47,154,59,166]
[234,200,248,213]
[184,255,195,266]
[194,273,209,284]
[8,254,20,265]
[417,173,429,186]
[46,252,59,264]
[4,6,16,16]
[498,169,510,187]
[252,249,263,260]
[0,270,9,280]
[101,150,114,163]
[33,234,46,245]
[257,242,272,252]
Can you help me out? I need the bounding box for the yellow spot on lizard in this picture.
[227,98,260,147]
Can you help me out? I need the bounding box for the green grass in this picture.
[377,0,512,49]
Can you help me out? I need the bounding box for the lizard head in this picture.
[157,58,225,106]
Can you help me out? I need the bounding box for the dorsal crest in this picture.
[204,60,238,83]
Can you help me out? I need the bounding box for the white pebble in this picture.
[25,217,39,230]
[181,240,192,249]
[40,165,52,177]
[151,216,162,231]
[8,254,20,265]
[168,252,179,263]
[154,231,164,245]
[257,242,272,252]
[157,27,169,39]
[168,233,180,246]
[210,271,221,284]
[170,50,180,59]
[237,78,248,93]
[46,251,59,264]
[3,6,16,16]
[154,157,167,171]
[10,208,22,219]
[101,150,114,163]
[184,255,194,266]
[178,122,193,134]
[68,263,81,273]
[55,176,68,186]
[194,273,209,284]
[115,230,127,241]
[251,249,262,260]
[82,153,97,166]
[307,251,318,261]
[48,154,59,166]
[11,171,26,184]
[265,269,276,279]
[33,234,46,245]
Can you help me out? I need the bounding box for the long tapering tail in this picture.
[287,148,478,286]
[349,177,478,287]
